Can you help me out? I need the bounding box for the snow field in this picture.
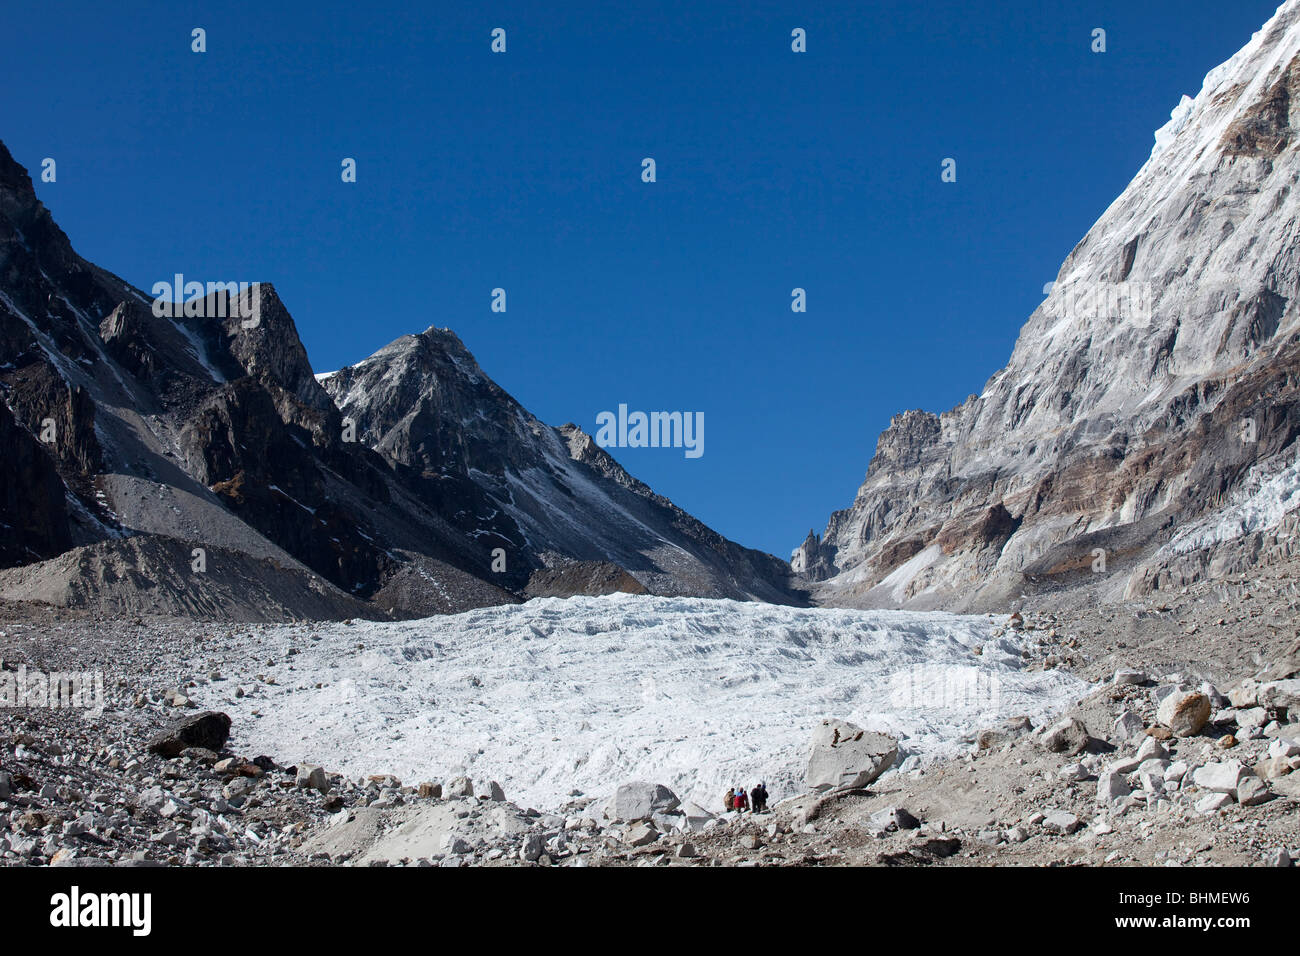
[206,594,1088,812]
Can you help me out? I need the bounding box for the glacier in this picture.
[203,594,1089,812]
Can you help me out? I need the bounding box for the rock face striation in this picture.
[0,141,803,619]
[796,0,1300,610]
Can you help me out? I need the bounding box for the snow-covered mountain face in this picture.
[797,0,1300,609]
[320,329,803,603]
[0,142,801,617]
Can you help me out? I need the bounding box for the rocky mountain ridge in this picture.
[795,0,1300,611]
[0,141,803,619]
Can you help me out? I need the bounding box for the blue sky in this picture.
[1,0,1281,558]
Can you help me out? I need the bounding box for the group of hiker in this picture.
[724,782,769,814]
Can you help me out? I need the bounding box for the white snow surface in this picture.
[205,594,1087,812]
[1151,94,1194,157]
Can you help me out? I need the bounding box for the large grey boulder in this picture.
[1041,717,1090,755]
[519,833,545,862]
[624,821,660,847]
[608,782,680,822]
[806,718,898,792]
[1097,770,1130,804]
[296,764,328,793]
[680,801,716,832]
[147,711,231,758]
[1157,691,1211,737]
[1236,775,1273,807]
[443,775,474,799]
[1258,679,1300,711]
[1192,760,1249,794]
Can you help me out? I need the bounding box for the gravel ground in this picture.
[0,551,1297,867]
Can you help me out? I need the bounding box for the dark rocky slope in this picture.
[0,140,803,619]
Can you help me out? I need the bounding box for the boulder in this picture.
[1236,775,1272,807]
[651,810,685,832]
[975,716,1032,750]
[1269,738,1300,759]
[806,718,898,792]
[624,821,659,847]
[147,711,231,758]
[1135,737,1168,762]
[296,764,328,793]
[520,833,545,862]
[1041,717,1090,756]
[680,801,716,832]
[443,775,474,799]
[1195,792,1232,813]
[1192,760,1248,794]
[1228,680,1259,708]
[1234,707,1269,729]
[1258,679,1300,711]
[1113,711,1145,742]
[870,806,920,831]
[1097,770,1130,804]
[608,781,680,821]
[223,776,258,800]
[1270,774,1300,798]
[1041,810,1081,834]
[442,834,473,855]
[1156,691,1211,737]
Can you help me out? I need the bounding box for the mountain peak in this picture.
[798,1,1300,610]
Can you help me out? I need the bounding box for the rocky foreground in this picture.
[1,555,1299,867]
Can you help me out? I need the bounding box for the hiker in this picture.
[751,782,768,813]
[734,787,748,813]
[724,787,735,815]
